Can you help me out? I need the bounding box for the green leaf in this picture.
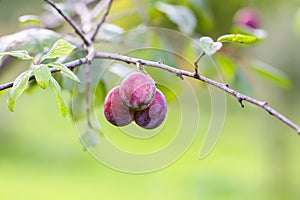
[0,50,33,61]
[47,62,80,82]
[40,39,76,62]
[199,36,222,56]
[250,60,291,88]
[231,26,267,40]
[156,2,197,35]
[49,76,69,117]
[7,70,32,111]
[0,90,5,98]
[18,15,41,26]
[33,64,51,89]
[217,34,257,44]
[0,28,60,54]
[95,79,107,105]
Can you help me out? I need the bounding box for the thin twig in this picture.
[85,62,93,129]
[44,0,92,46]
[90,0,113,41]
[194,51,205,76]
[1,51,300,135]
[91,0,109,18]
[0,82,13,91]
[83,45,96,130]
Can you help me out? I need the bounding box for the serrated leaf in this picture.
[0,50,33,61]
[47,62,80,82]
[217,34,257,44]
[33,64,51,89]
[18,15,41,26]
[199,36,222,56]
[250,60,291,88]
[40,39,76,62]
[7,70,32,111]
[80,129,99,148]
[156,2,197,35]
[49,76,69,117]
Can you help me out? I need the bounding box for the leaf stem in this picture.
[194,51,205,76]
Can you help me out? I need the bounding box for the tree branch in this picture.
[44,0,92,46]
[93,52,300,135]
[0,51,299,135]
[0,57,87,91]
[90,0,113,41]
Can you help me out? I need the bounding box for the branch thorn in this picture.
[176,72,184,80]
[237,96,245,108]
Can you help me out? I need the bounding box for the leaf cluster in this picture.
[0,39,80,116]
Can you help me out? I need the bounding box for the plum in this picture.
[134,89,167,129]
[119,72,156,110]
[104,86,134,126]
[234,8,261,29]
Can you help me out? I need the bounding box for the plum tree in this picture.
[0,0,299,140]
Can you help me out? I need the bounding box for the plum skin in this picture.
[104,73,167,129]
[234,8,261,29]
[104,86,134,127]
[119,72,156,110]
[134,89,167,129]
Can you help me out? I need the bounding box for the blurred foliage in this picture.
[0,0,300,199]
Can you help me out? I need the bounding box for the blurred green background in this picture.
[1,0,300,199]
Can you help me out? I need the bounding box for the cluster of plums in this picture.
[104,72,167,129]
